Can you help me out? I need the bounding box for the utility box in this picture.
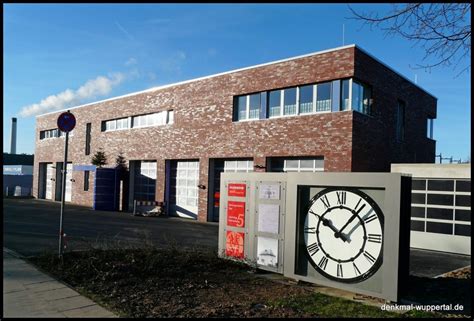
[218,172,412,302]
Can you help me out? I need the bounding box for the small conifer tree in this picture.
[115,150,127,171]
[91,148,108,168]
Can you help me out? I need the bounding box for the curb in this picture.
[434,265,471,278]
[3,247,25,259]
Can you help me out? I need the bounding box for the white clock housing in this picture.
[304,188,384,283]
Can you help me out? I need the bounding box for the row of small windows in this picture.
[39,128,74,140]
[233,78,372,121]
[102,110,174,132]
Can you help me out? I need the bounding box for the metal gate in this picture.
[93,168,119,211]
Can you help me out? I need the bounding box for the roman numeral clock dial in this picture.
[304,188,384,283]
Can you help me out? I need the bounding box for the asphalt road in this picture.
[3,198,219,257]
[3,198,470,278]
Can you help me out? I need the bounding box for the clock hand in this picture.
[335,203,366,239]
[309,209,348,242]
[345,208,375,242]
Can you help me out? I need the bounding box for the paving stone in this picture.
[26,280,67,292]
[47,296,98,312]
[63,305,119,318]
[42,287,80,301]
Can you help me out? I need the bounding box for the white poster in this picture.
[259,184,280,200]
[258,204,280,234]
[257,236,279,268]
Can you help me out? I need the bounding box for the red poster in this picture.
[227,201,245,227]
[226,231,245,258]
[228,183,246,197]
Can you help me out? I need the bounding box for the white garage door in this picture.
[45,163,54,200]
[171,161,199,219]
[65,163,73,202]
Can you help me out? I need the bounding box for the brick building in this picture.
[33,44,437,222]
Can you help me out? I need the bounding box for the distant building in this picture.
[3,153,34,196]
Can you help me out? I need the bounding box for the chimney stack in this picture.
[10,117,17,154]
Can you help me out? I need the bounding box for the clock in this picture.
[303,188,384,283]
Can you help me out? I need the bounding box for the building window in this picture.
[104,119,117,131]
[84,171,90,191]
[316,82,332,112]
[341,79,350,111]
[40,128,73,140]
[116,118,129,130]
[249,94,261,120]
[352,80,372,114]
[269,157,324,172]
[283,158,324,172]
[396,100,406,142]
[224,160,254,172]
[85,123,91,155]
[283,87,297,115]
[237,96,247,121]
[231,77,373,121]
[102,110,173,132]
[132,111,169,128]
[235,94,260,121]
[427,117,434,139]
[268,90,282,117]
[299,85,314,114]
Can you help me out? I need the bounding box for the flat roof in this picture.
[37,44,436,118]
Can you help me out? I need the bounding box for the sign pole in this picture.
[57,110,75,259]
[59,131,69,259]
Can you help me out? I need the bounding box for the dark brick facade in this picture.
[33,45,436,221]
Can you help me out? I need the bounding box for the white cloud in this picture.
[19,72,125,117]
[125,57,138,66]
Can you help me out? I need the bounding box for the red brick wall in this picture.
[33,47,356,221]
[351,48,437,172]
[33,46,436,221]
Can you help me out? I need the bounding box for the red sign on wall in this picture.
[227,201,245,227]
[226,231,245,258]
[228,183,246,197]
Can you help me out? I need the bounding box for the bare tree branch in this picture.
[347,4,471,77]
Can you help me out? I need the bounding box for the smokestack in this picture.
[10,117,17,154]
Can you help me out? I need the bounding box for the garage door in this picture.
[209,159,254,222]
[45,163,54,200]
[410,178,470,255]
[65,163,73,202]
[171,161,199,219]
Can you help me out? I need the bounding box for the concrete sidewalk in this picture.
[3,248,117,318]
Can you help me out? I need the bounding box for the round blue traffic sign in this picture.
[57,111,76,132]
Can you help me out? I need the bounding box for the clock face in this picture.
[303,188,384,283]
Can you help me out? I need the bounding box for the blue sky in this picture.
[3,4,471,161]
